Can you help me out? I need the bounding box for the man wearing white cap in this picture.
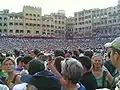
[104,37,120,90]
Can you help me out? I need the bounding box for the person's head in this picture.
[6,52,13,57]
[61,58,84,84]
[104,37,120,70]
[2,57,15,73]
[84,50,94,59]
[78,48,84,54]
[54,50,65,58]
[54,56,64,73]
[28,59,45,75]
[92,54,104,69]
[16,56,24,67]
[78,56,92,72]
[30,49,40,58]
[21,55,33,70]
[72,50,79,57]
[13,49,20,58]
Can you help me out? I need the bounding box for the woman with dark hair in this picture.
[54,56,64,74]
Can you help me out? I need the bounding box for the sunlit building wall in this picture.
[8,12,24,35]
[42,10,67,36]
[73,4,120,37]
[23,6,42,36]
[74,9,93,37]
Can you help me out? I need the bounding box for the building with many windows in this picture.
[0,9,9,34]
[73,5,120,38]
[1,2,120,37]
[8,12,24,35]
[3,6,42,36]
[74,9,93,37]
[23,6,42,36]
[41,10,67,37]
[0,6,67,36]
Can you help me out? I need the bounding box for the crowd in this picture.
[0,37,119,90]
[0,37,115,54]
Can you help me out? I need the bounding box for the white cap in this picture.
[104,37,120,50]
[13,83,28,90]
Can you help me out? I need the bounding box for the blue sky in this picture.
[0,0,118,16]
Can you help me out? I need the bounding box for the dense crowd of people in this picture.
[0,37,115,54]
[0,37,119,90]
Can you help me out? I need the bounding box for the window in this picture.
[47,33,50,35]
[36,31,39,34]
[33,14,36,17]
[19,23,23,26]
[113,20,116,23]
[10,16,13,19]
[0,23,2,26]
[4,17,7,20]
[33,24,36,26]
[9,29,13,33]
[4,23,7,26]
[108,12,111,15]
[25,23,28,26]
[109,20,112,23]
[20,30,23,33]
[14,23,18,25]
[0,17,2,20]
[51,25,54,27]
[59,21,61,24]
[29,14,32,16]
[4,29,7,33]
[47,29,50,32]
[20,17,22,19]
[47,25,49,27]
[26,13,28,16]
[0,29,2,33]
[37,24,40,26]
[27,30,31,33]
[15,17,18,19]
[29,23,32,26]
[37,14,40,17]
[42,32,46,35]
[16,30,19,33]
[9,22,13,25]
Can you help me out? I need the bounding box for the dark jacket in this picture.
[80,71,98,90]
[32,71,61,90]
[104,60,116,76]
